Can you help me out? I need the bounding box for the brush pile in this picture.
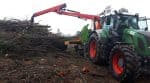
[0,18,67,56]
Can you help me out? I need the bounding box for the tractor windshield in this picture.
[119,15,138,29]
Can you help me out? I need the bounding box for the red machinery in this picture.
[31,3,101,30]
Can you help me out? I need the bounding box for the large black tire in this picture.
[109,45,140,83]
[88,33,103,64]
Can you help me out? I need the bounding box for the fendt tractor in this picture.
[31,3,150,83]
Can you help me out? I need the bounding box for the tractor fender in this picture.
[114,42,135,51]
[114,42,131,45]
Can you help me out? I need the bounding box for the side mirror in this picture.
[145,27,148,31]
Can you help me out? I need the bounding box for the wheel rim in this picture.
[112,51,124,75]
[89,40,96,58]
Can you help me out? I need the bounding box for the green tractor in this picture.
[79,10,150,82]
[31,3,149,82]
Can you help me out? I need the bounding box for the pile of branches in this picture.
[0,18,67,56]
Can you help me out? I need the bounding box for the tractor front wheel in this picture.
[88,33,102,64]
[109,45,140,83]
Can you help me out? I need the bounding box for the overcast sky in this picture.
[0,0,150,35]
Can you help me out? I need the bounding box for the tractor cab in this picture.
[100,11,140,41]
[101,10,150,34]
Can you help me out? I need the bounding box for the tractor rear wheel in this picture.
[88,33,102,64]
[109,45,140,83]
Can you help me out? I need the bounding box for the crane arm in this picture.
[31,3,100,23]
[33,3,66,17]
[31,3,66,23]
[57,10,99,20]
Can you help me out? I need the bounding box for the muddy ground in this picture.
[0,50,149,83]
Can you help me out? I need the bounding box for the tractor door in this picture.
[101,16,114,38]
[109,15,127,41]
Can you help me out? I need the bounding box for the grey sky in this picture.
[0,0,149,35]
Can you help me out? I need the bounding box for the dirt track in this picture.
[0,50,149,83]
